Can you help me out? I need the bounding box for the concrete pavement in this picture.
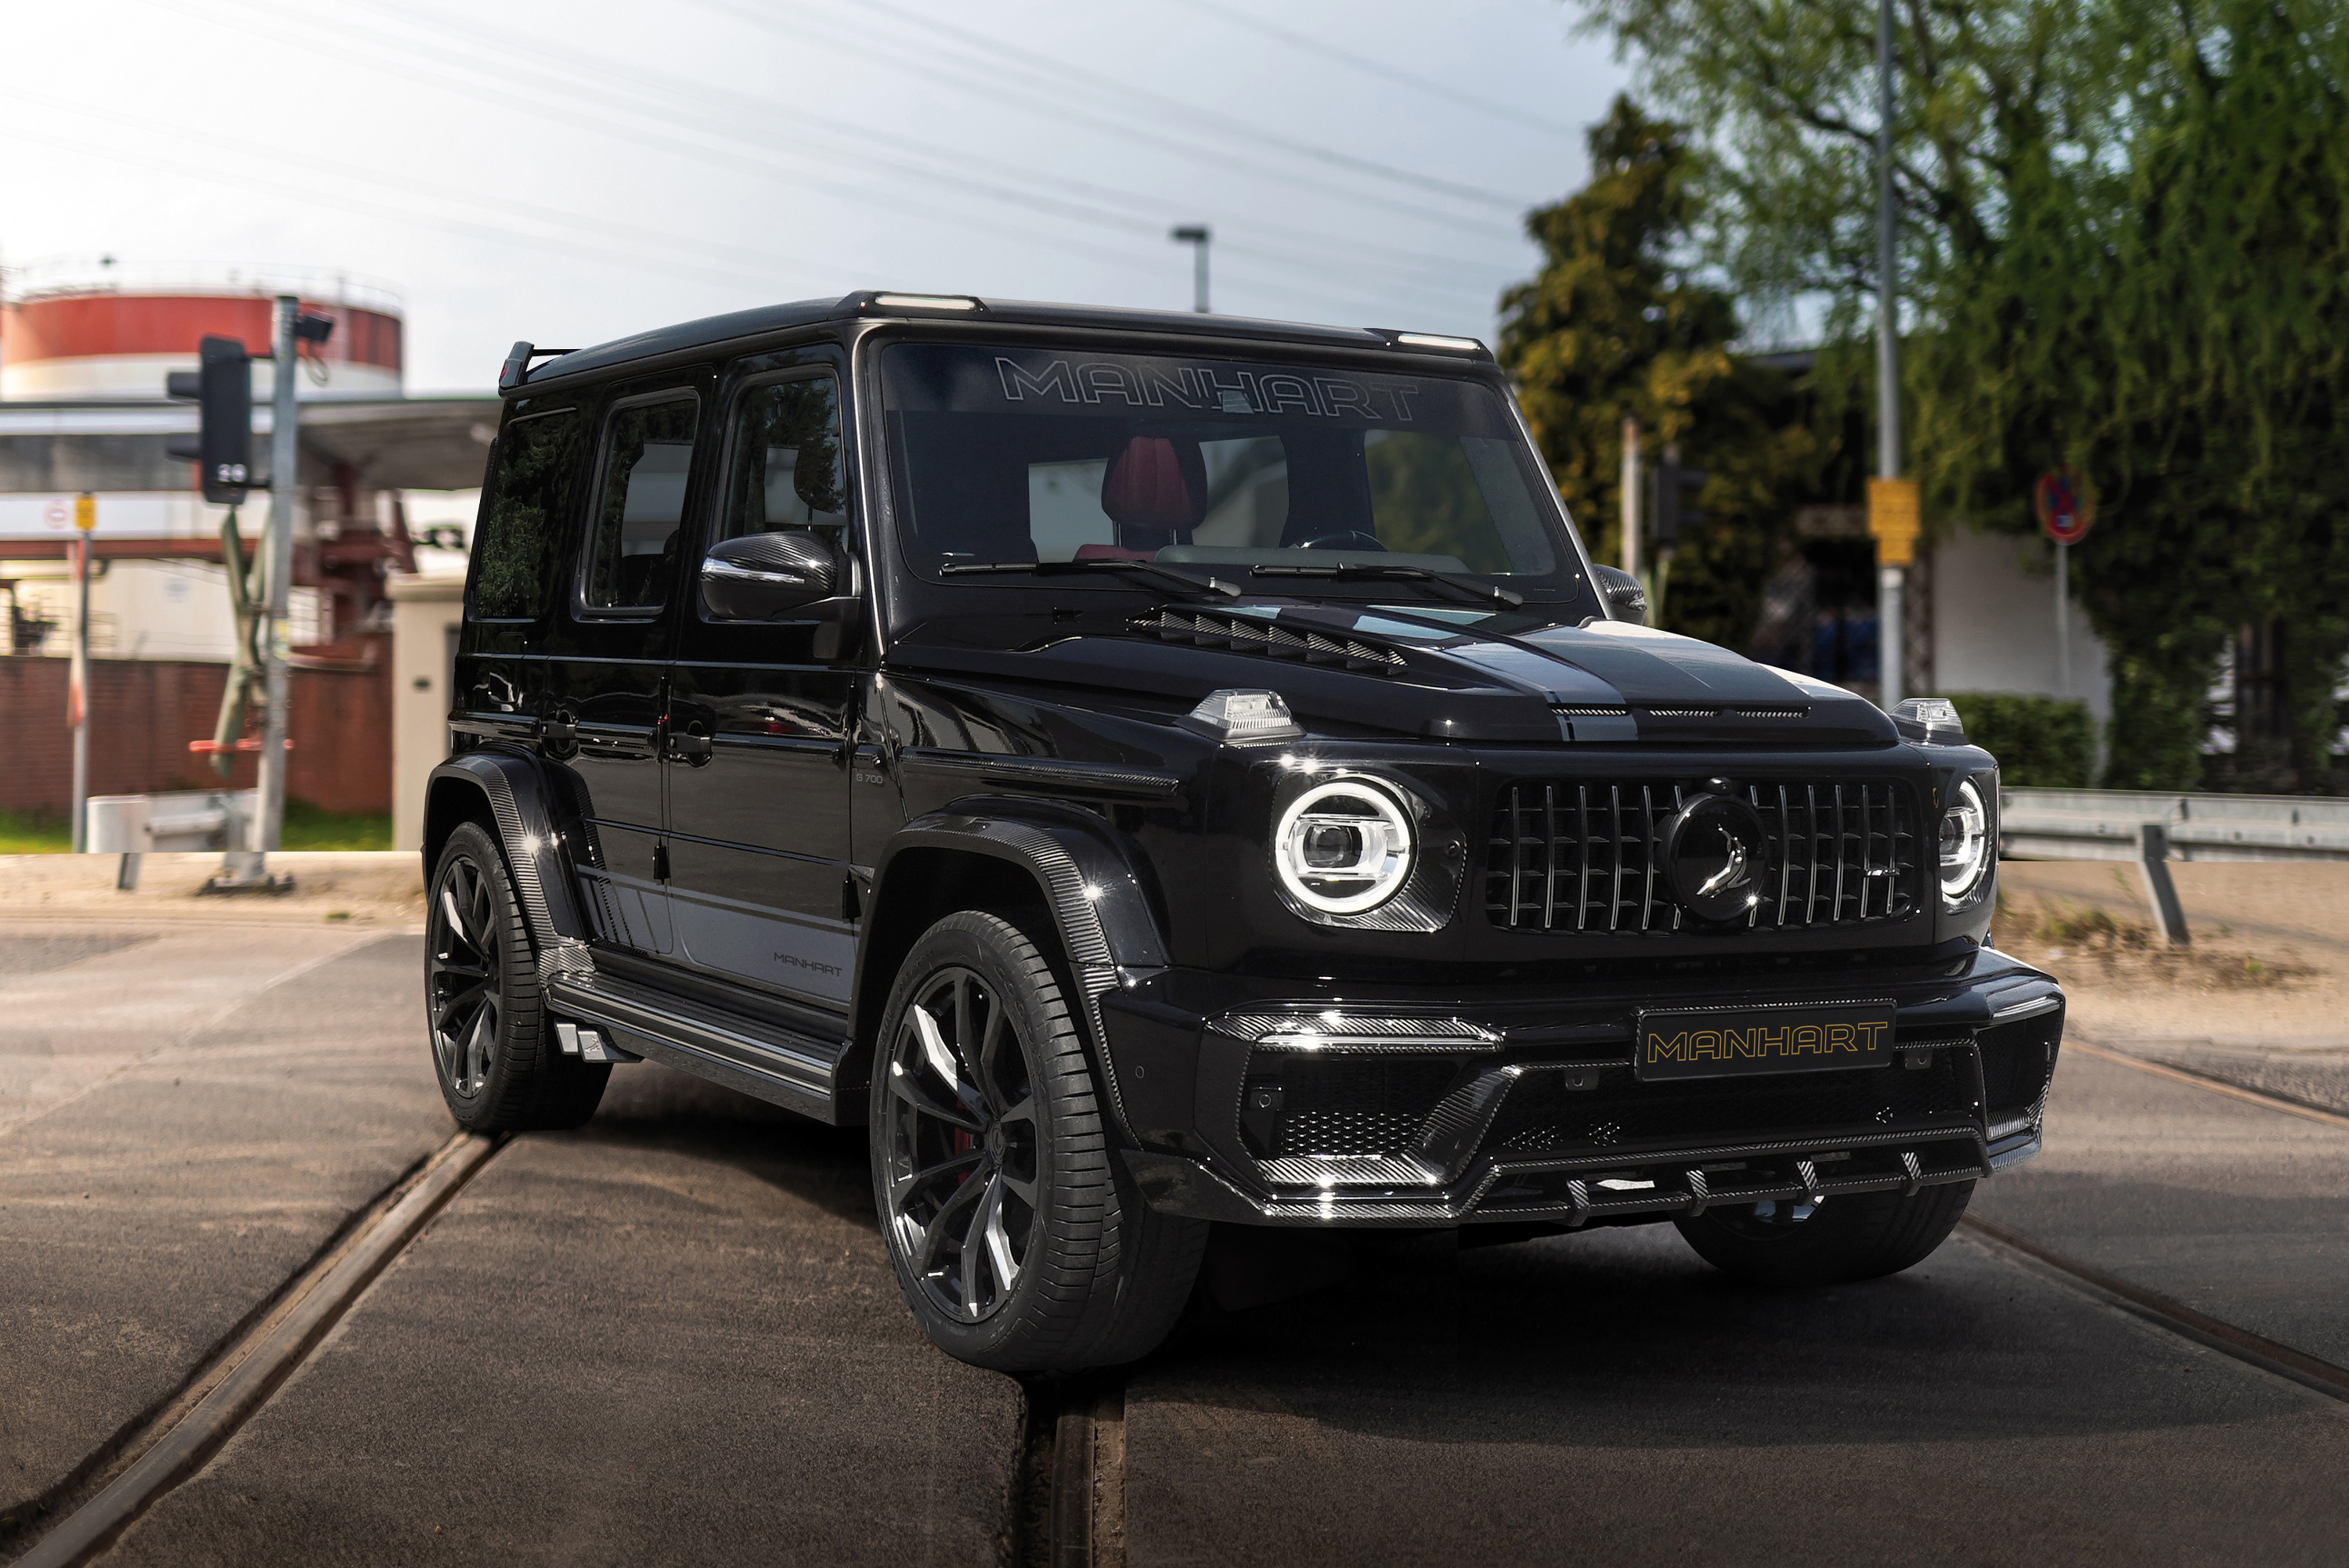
[0,928,450,1534]
[99,1065,1024,1568]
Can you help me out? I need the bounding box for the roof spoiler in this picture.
[498,341,579,394]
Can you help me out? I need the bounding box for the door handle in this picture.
[539,713,578,754]
[664,723,713,763]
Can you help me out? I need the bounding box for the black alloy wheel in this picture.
[429,847,504,1101]
[869,910,1207,1371]
[424,820,609,1131]
[878,964,1039,1324]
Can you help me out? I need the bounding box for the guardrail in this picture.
[85,790,258,891]
[1999,785,2349,946]
[2000,787,2349,863]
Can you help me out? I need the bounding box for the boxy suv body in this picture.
[422,291,2063,1369]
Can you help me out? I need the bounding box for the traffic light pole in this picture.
[257,294,297,875]
[1873,0,1905,709]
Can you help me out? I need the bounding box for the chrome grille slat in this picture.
[1487,778,1920,935]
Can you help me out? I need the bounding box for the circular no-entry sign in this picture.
[2035,465,2095,545]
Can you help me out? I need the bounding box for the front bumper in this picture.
[1097,945,2062,1228]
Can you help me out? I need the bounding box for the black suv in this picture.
[424,291,2062,1371]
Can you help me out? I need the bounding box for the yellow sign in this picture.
[73,492,96,532]
[1867,478,1920,566]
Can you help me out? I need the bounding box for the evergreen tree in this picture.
[1498,96,1813,650]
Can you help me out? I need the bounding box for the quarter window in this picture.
[583,396,699,610]
[471,408,580,619]
[720,374,846,545]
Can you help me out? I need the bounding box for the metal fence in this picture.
[2000,787,2349,864]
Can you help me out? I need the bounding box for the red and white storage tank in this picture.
[0,266,402,399]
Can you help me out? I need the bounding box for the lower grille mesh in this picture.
[1485,1051,1979,1159]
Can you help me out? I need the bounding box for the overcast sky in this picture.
[0,0,1629,393]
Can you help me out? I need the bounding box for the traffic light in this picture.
[164,336,253,505]
[1650,445,1708,550]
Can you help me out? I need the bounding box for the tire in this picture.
[1673,1180,1975,1288]
[425,820,609,1131]
[868,910,1207,1372]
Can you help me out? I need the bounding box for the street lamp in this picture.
[1170,225,1211,313]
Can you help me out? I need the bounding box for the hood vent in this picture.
[1134,609,1405,673]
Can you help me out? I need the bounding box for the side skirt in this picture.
[546,971,852,1125]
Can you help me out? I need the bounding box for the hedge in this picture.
[1942,693,2095,788]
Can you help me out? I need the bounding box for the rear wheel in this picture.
[870,910,1206,1371]
[1673,1181,1974,1287]
[426,821,609,1131]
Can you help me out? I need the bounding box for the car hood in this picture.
[890,601,1896,749]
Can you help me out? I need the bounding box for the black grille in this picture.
[1486,1052,1979,1159]
[1486,779,1922,933]
[1976,1015,2060,1116]
[1249,1054,1461,1158]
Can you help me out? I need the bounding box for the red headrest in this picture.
[1100,435,1207,536]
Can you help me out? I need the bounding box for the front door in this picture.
[543,379,710,957]
[662,356,861,1011]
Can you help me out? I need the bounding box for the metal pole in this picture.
[2055,539,2071,697]
[1171,225,1211,313]
[1620,416,1640,579]
[70,524,91,852]
[1874,0,1904,708]
[257,294,297,876]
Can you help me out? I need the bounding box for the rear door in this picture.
[543,377,712,957]
[662,350,861,1008]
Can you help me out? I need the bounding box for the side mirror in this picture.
[700,531,839,621]
[1594,564,1647,625]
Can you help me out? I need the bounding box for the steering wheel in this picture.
[1291,529,1387,553]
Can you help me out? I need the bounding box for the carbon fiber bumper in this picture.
[1099,945,2062,1228]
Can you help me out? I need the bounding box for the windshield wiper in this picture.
[1250,562,1525,610]
[940,558,1242,598]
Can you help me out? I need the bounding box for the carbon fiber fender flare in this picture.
[856,798,1171,1133]
[423,749,595,982]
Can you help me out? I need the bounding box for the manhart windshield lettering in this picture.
[993,355,1420,422]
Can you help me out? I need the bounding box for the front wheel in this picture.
[869,910,1205,1371]
[1673,1180,1975,1287]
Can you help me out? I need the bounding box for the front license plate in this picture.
[1634,1001,1898,1083]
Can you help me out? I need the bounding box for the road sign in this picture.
[2035,465,2095,544]
[74,492,96,532]
[1867,477,1920,566]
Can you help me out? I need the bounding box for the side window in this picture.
[719,374,846,546]
[471,408,580,618]
[583,395,699,611]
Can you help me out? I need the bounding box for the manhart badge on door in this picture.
[423,291,2061,1374]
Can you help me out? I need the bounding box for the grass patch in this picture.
[280,800,392,851]
[0,809,70,853]
[0,801,387,852]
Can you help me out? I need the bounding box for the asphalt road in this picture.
[4,918,2346,1566]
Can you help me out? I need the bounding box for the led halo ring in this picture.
[1273,777,1418,915]
[1939,777,1993,903]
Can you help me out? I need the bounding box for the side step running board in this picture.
[547,971,850,1124]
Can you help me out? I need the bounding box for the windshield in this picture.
[879,341,1595,607]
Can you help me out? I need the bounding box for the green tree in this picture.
[1497,94,1813,649]
[1580,0,2349,788]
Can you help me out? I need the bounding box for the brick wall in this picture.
[0,654,392,816]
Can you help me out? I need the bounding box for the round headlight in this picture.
[1939,777,1992,903]
[1274,778,1416,914]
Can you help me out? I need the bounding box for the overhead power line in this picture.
[1164,0,1586,142]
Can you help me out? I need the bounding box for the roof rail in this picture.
[498,341,579,394]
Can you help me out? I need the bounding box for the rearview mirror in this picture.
[1593,564,1647,625]
[700,531,839,621]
